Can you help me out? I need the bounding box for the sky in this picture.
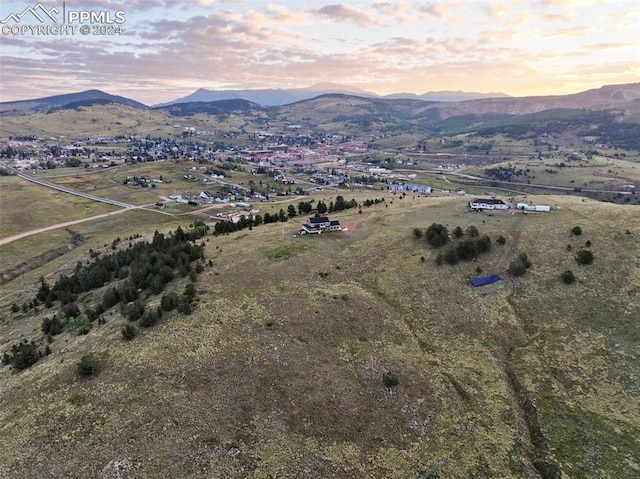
[0,0,638,105]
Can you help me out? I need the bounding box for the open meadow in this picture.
[0,189,638,478]
[0,176,119,239]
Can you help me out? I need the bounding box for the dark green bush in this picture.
[517,252,532,269]
[425,223,449,248]
[575,249,594,265]
[161,292,180,312]
[77,353,100,378]
[121,324,136,340]
[382,371,399,388]
[2,339,41,370]
[508,260,527,277]
[561,270,576,284]
[125,300,146,321]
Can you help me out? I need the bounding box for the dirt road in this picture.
[0,208,132,247]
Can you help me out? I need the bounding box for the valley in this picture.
[0,85,639,478]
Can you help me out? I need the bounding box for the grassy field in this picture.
[0,176,119,238]
[0,191,638,478]
[461,155,640,191]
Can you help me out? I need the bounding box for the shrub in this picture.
[571,226,582,236]
[177,297,193,315]
[508,259,527,277]
[183,283,196,300]
[62,302,81,319]
[382,371,399,388]
[561,270,576,284]
[435,252,444,266]
[125,300,145,321]
[425,223,449,248]
[466,225,479,237]
[456,239,479,261]
[139,308,160,328]
[452,226,464,239]
[42,315,64,336]
[66,313,92,336]
[575,249,594,265]
[160,292,180,312]
[412,227,423,239]
[77,353,100,378]
[121,324,136,340]
[517,252,532,269]
[444,248,459,265]
[585,240,591,248]
[11,303,20,313]
[2,339,41,370]
[496,235,506,245]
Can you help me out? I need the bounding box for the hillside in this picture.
[435,83,640,118]
[0,195,638,478]
[2,84,639,153]
[0,90,148,113]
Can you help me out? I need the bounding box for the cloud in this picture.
[414,2,450,17]
[371,2,413,24]
[310,3,377,27]
[265,4,309,24]
[1,0,637,103]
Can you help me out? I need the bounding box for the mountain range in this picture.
[0,89,147,113]
[153,82,510,107]
[1,82,638,117]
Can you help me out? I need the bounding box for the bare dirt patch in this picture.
[342,212,376,231]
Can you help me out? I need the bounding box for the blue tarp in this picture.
[470,274,501,287]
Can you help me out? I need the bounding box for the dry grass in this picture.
[0,176,118,238]
[0,195,638,478]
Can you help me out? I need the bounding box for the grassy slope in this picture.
[0,196,638,478]
[0,176,119,239]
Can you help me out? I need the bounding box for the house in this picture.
[307,216,331,228]
[469,198,509,210]
[300,216,342,234]
[388,183,432,194]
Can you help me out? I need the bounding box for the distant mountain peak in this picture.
[0,89,148,112]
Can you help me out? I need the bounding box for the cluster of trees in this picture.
[296,197,383,217]
[35,226,205,308]
[213,214,265,235]
[418,223,494,265]
[4,225,207,372]
[2,339,48,371]
[214,195,385,237]
[119,281,197,341]
[484,165,525,181]
[313,196,358,216]
[362,198,385,207]
[561,226,594,283]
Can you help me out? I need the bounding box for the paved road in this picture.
[15,170,135,208]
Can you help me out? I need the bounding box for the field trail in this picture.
[0,208,131,247]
